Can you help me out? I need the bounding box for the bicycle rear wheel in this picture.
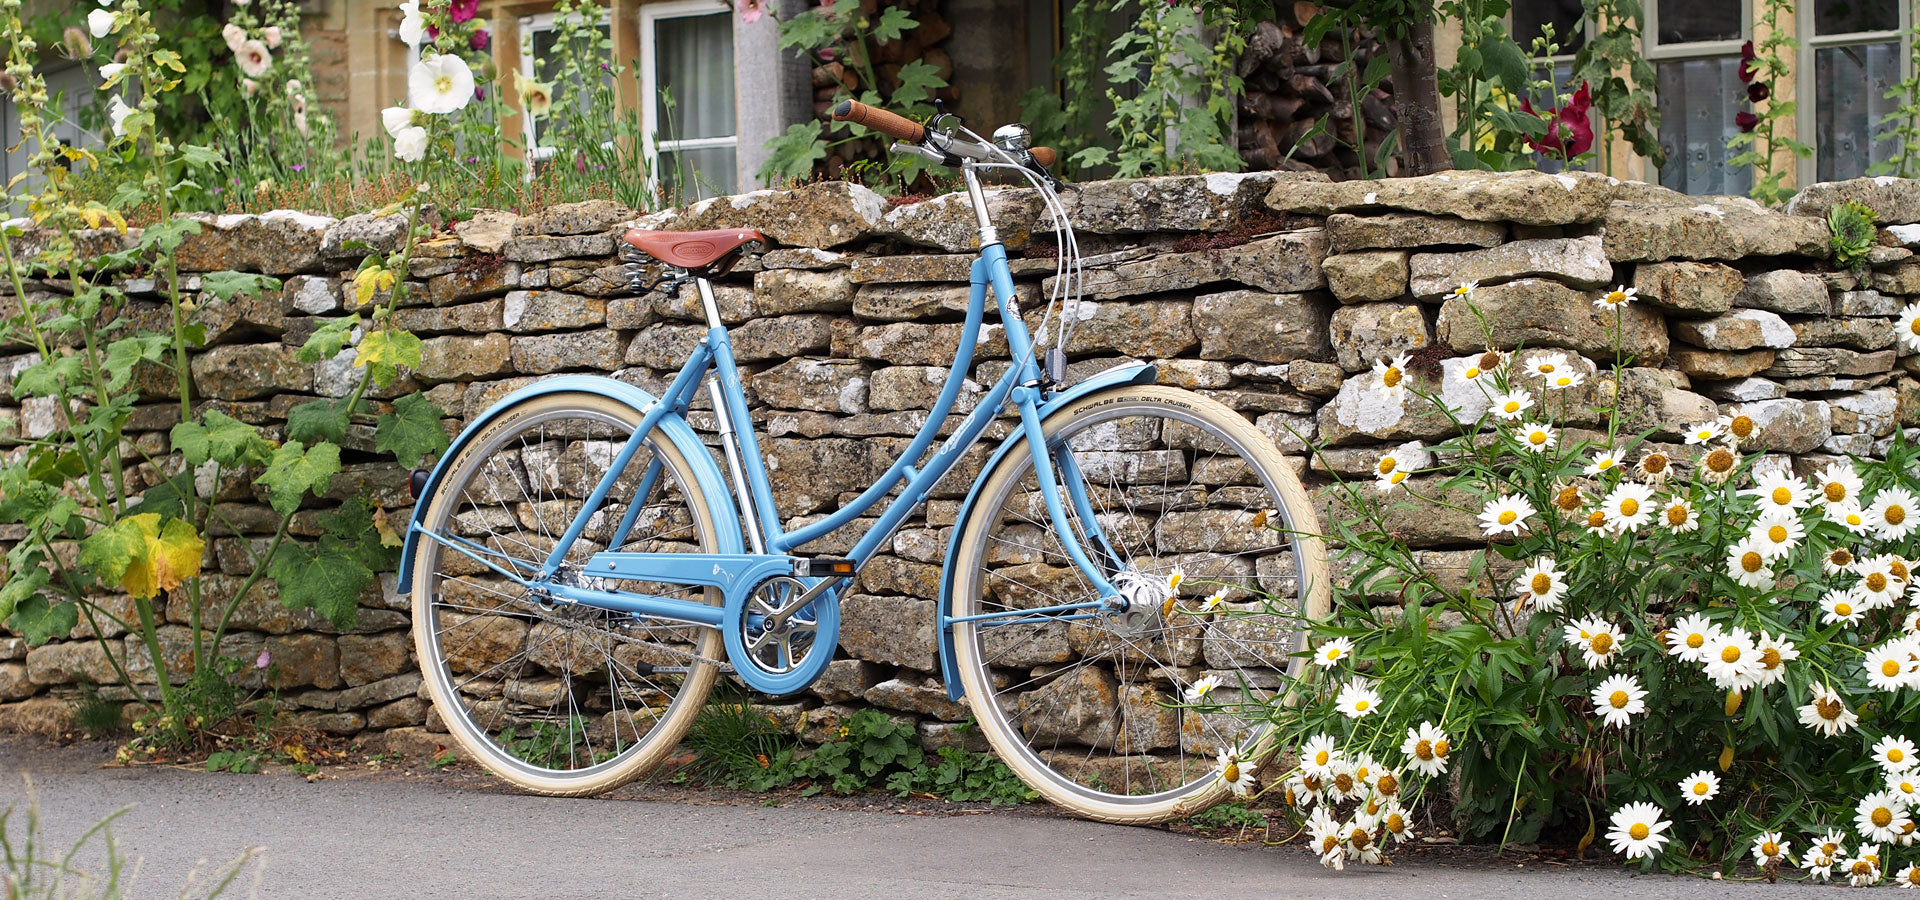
[950,385,1330,824]
[410,391,725,796]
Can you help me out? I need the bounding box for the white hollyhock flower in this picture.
[381,106,416,138]
[222,22,247,52]
[98,62,125,82]
[236,39,273,78]
[398,0,425,48]
[107,94,134,137]
[87,8,113,37]
[262,25,282,48]
[393,125,428,162]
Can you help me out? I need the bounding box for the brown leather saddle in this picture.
[621,227,763,277]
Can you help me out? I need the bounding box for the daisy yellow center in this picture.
[1869,573,1889,592]
[1314,750,1330,766]
[1354,699,1371,711]
[1382,368,1402,388]
[1892,560,1908,580]
[1498,510,1518,525]
[1320,836,1339,855]
[1874,808,1893,828]
[1741,552,1765,573]
[1827,482,1848,502]
[1852,861,1874,876]
[1667,506,1689,526]
[1816,698,1842,719]
[1532,573,1553,594]
[1832,550,1854,566]
[1465,367,1482,379]
[1849,513,1865,526]
[1628,823,1649,840]
[1692,782,1709,795]
[1503,400,1521,413]
[1377,774,1399,795]
[1303,774,1322,790]
[1619,498,1639,516]
[1687,633,1706,649]
[1891,747,1907,762]
[1837,601,1855,616]
[1591,633,1614,655]
[1707,450,1734,472]
[1912,319,1920,336]
[1433,740,1449,757]
[1607,291,1627,305]
[1887,660,1904,677]
[1350,830,1372,850]
[1762,841,1779,857]
[1769,525,1788,542]
[1529,432,1548,446]
[1772,487,1792,505]
[1555,376,1572,386]
[1587,510,1608,528]
[1598,459,1615,470]
[1379,458,1397,474]
[1223,761,1240,782]
[1414,740,1434,760]
[1609,690,1630,709]
[1327,647,1344,659]
[1730,416,1754,439]
[1644,455,1668,473]
[1761,648,1781,668]
[1334,774,1354,792]
[1387,813,1406,833]
[1390,471,1407,484]
[1721,645,1743,663]
[1556,487,1581,510]
[1889,505,1908,525]
[1539,362,1557,373]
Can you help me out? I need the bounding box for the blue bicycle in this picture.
[401,101,1330,823]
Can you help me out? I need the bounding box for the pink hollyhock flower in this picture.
[469,28,490,51]
[1519,81,1594,160]
[738,0,763,23]
[1736,110,1760,132]
[450,0,479,24]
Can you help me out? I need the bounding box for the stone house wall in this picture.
[5,169,1920,757]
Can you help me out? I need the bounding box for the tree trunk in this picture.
[1388,20,1449,175]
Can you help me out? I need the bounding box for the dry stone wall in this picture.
[6,169,1920,757]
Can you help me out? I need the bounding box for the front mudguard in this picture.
[935,363,1158,700]
[396,375,744,594]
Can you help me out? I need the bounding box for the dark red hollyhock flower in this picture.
[1747,81,1769,103]
[1736,111,1760,132]
[1519,81,1595,159]
[450,0,480,23]
[1739,40,1757,82]
[469,28,490,51]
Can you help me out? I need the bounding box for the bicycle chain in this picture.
[518,602,735,673]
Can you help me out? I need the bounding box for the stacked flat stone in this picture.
[4,170,1920,757]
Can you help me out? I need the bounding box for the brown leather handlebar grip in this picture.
[830,100,927,143]
[1029,146,1057,168]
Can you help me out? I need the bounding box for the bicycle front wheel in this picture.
[410,390,725,796]
[950,385,1330,824]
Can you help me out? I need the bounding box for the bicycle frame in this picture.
[406,164,1129,693]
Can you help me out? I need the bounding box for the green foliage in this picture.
[72,686,127,738]
[170,410,274,468]
[1068,3,1245,178]
[1568,0,1665,170]
[258,441,342,515]
[1828,200,1879,272]
[375,394,451,469]
[1188,801,1269,830]
[266,541,372,631]
[498,716,593,770]
[1871,11,1920,179]
[5,596,78,648]
[296,314,360,363]
[1727,0,1813,206]
[1435,0,1548,170]
[204,748,263,774]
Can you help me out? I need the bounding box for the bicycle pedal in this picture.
[792,557,856,577]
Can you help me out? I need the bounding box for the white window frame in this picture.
[1795,3,1914,185]
[518,8,617,165]
[639,0,737,195]
[1641,0,1753,193]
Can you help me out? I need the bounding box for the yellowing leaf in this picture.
[371,506,403,548]
[105,514,206,599]
[353,266,396,306]
[151,517,207,594]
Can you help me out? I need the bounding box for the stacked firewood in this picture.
[1235,1,1398,179]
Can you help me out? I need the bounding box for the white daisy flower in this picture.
[1314,636,1355,668]
[1746,511,1804,561]
[1380,801,1416,846]
[1666,613,1723,663]
[1851,845,1886,886]
[1478,494,1535,537]
[1868,645,1918,692]
[1659,496,1697,533]
[1344,816,1384,865]
[1490,389,1534,421]
[1285,770,1325,810]
[1895,863,1920,889]
[1325,759,1362,803]
[1543,368,1585,390]
[1217,748,1255,796]
[1824,546,1860,576]
[1752,631,1798,688]
[1635,450,1673,482]
[1512,557,1567,611]
[1800,683,1860,737]
[1888,771,1920,803]
[1857,792,1913,843]
[1859,556,1904,609]
[1726,539,1774,590]
[1197,588,1229,612]
[1300,733,1341,778]
[1600,482,1655,533]
[1335,682,1381,719]
[1677,769,1721,805]
[1524,352,1571,380]
[1563,616,1624,669]
[1822,587,1866,626]
[1373,446,1421,493]
[1871,487,1920,541]
[1718,405,1758,445]
[1184,673,1223,702]
[1446,281,1478,302]
[1584,447,1625,477]
[1590,673,1646,728]
[1703,628,1765,691]
[1456,349,1507,384]
[1805,847,1838,881]
[1751,831,1789,868]
[1371,353,1411,404]
[1605,802,1671,860]
[1683,420,1722,445]
[1829,499,1876,536]
[1400,721,1451,777]
[1595,285,1637,310]
[1515,421,1557,453]
[1699,445,1740,484]
[1873,735,1919,773]
[1166,568,1186,594]
[1743,469,1813,516]
[1307,808,1345,870]
[1815,462,1864,506]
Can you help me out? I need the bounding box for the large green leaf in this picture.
[101,334,170,392]
[286,398,354,445]
[171,409,274,468]
[258,440,342,515]
[0,568,50,630]
[267,541,371,630]
[296,314,360,364]
[7,595,77,647]
[353,329,422,388]
[374,394,449,468]
[200,270,283,302]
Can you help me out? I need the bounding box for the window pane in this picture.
[659,145,737,198]
[1515,0,1586,54]
[1657,57,1753,195]
[655,13,735,141]
[1655,3,1742,43]
[1818,41,1902,181]
[1815,0,1899,34]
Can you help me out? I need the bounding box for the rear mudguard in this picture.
[396,375,744,594]
[936,363,1158,700]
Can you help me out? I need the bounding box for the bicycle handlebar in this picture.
[830,99,1056,173]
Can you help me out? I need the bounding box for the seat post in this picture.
[695,277,725,329]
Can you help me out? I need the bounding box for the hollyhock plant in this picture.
[450,0,479,23]
[469,28,490,51]
[1736,110,1760,133]
[738,0,764,24]
[1519,81,1594,161]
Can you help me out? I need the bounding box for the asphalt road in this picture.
[2,737,1835,899]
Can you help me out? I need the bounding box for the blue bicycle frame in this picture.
[403,166,1133,696]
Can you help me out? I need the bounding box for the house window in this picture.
[641,0,737,197]
[1647,0,1752,195]
[517,9,616,164]
[1806,1,1908,181]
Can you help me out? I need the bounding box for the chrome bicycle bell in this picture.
[992,123,1032,153]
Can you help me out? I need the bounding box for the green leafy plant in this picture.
[1828,200,1879,272]
[1189,801,1270,830]
[677,690,801,791]
[497,716,593,770]
[1569,0,1665,172]
[1066,2,1245,178]
[1729,0,1812,206]
[1435,0,1547,170]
